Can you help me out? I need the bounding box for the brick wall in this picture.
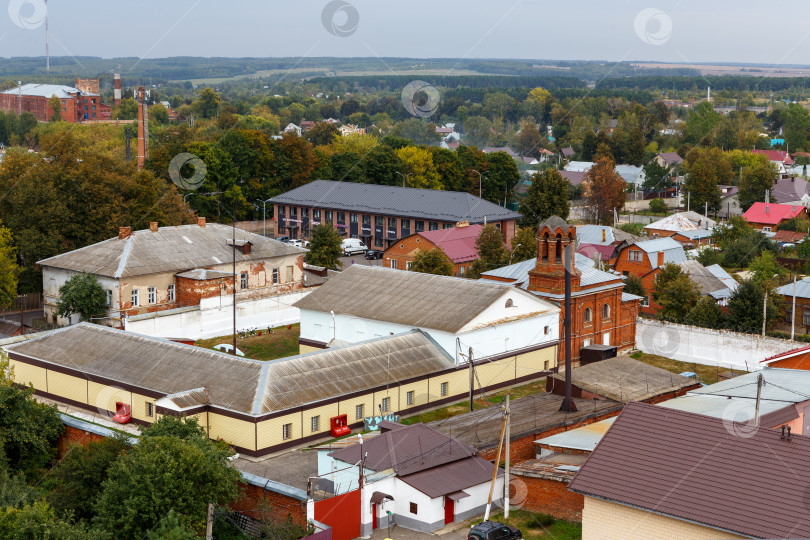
[57,424,108,458]
[176,275,234,306]
[515,475,584,521]
[230,483,307,527]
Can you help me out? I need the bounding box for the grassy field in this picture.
[195,324,300,361]
[473,509,582,540]
[629,351,748,385]
[400,378,547,425]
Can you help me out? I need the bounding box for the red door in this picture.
[444,497,454,525]
[372,503,378,530]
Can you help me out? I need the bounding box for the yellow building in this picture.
[6,323,556,456]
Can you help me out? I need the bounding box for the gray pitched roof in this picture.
[5,323,453,415]
[576,225,640,245]
[775,276,810,299]
[568,401,810,539]
[675,260,737,296]
[37,223,303,278]
[294,265,555,333]
[628,237,686,268]
[481,253,620,291]
[269,180,521,223]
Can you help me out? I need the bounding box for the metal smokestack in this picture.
[114,74,121,106]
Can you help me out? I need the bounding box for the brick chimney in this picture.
[149,222,158,232]
[119,226,131,240]
[657,251,664,267]
[602,229,606,242]
[197,217,206,227]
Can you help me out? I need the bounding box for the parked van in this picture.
[341,238,368,255]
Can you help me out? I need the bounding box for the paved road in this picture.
[339,255,385,269]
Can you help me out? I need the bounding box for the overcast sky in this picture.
[1,0,808,67]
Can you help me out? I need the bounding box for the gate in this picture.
[313,489,361,540]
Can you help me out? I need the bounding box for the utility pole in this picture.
[18,295,24,335]
[469,347,474,412]
[560,242,577,412]
[792,274,797,341]
[205,503,214,540]
[232,202,237,355]
[504,394,511,519]
[484,412,506,522]
[754,373,764,427]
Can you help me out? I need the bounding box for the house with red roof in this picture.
[761,344,810,370]
[752,149,794,174]
[383,222,482,277]
[741,201,806,231]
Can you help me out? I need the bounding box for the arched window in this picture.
[555,234,562,263]
[584,308,592,324]
[602,304,610,319]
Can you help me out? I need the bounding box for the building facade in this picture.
[611,237,686,314]
[382,222,482,277]
[0,79,111,123]
[270,180,520,247]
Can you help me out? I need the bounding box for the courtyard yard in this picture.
[195,323,300,361]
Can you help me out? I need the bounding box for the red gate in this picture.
[314,490,361,540]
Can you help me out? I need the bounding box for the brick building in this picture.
[643,211,716,247]
[0,78,111,123]
[269,180,521,248]
[38,217,306,327]
[742,201,807,232]
[481,216,641,365]
[382,222,482,276]
[611,237,686,314]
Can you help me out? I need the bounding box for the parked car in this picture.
[468,521,522,540]
[364,249,384,260]
[289,239,310,248]
[275,235,290,243]
[341,238,368,255]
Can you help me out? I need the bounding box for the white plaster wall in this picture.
[299,308,559,363]
[637,319,799,371]
[391,478,441,524]
[42,267,120,326]
[125,290,310,340]
[453,477,504,516]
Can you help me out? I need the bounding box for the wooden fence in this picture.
[0,293,42,313]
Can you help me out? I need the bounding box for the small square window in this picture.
[406,391,414,406]
[409,502,418,514]
[148,286,156,304]
[381,397,390,412]
[241,272,248,289]
[356,404,364,420]
[282,423,292,440]
[146,402,154,418]
[440,382,448,397]
[311,415,320,433]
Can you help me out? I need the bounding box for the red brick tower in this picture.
[527,216,580,295]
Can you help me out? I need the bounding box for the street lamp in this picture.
[471,169,483,198]
[395,171,411,187]
[509,244,522,265]
[256,198,273,237]
[762,273,779,337]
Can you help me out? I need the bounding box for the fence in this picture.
[636,319,800,371]
[0,293,42,314]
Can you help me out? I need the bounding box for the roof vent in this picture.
[149,222,158,233]
[197,217,206,227]
[505,298,514,308]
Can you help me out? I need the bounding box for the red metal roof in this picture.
[762,344,810,364]
[753,149,794,164]
[742,202,804,225]
[568,401,810,539]
[418,224,483,263]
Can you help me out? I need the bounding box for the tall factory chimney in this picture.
[114,74,121,106]
[136,87,148,170]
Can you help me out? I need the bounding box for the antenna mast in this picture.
[45,0,49,74]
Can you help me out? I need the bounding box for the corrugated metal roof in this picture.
[294,265,555,333]
[659,395,798,427]
[775,277,810,300]
[676,229,713,240]
[576,225,640,245]
[399,455,501,499]
[175,269,234,280]
[630,237,686,267]
[621,292,643,302]
[6,324,455,416]
[535,417,616,452]
[329,423,478,476]
[614,165,644,185]
[480,253,615,290]
[568,402,810,539]
[705,264,738,292]
[0,83,87,99]
[38,223,304,278]
[644,212,716,232]
[688,367,810,403]
[547,356,699,403]
[675,260,734,296]
[269,180,521,223]
[417,224,482,263]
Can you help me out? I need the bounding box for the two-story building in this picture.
[38,218,306,327]
[269,180,521,247]
[382,222,482,276]
[742,202,807,232]
[643,211,716,247]
[611,237,687,314]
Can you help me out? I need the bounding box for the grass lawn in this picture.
[629,350,748,385]
[473,509,581,540]
[400,378,547,425]
[195,324,300,361]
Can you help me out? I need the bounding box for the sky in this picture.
[1,0,809,67]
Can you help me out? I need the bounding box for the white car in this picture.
[289,239,310,249]
[341,238,368,255]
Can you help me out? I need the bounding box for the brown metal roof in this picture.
[568,402,810,539]
[328,423,478,476]
[548,356,699,403]
[294,265,555,334]
[399,456,501,499]
[37,223,304,278]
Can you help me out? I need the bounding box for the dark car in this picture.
[364,250,384,260]
[468,521,522,540]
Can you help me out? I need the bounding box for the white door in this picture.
[603,332,610,345]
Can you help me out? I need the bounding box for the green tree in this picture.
[642,160,673,192]
[192,88,222,119]
[146,511,197,540]
[462,116,491,148]
[467,225,509,278]
[395,146,442,190]
[410,248,454,276]
[696,248,724,267]
[685,101,720,145]
[112,98,138,120]
[783,102,810,152]
[617,222,644,236]
[582,156,626,225]
[683,147,730,213]
[510,227,537,263]
[778,216,810,233]
[655,272,700,322]
[0,352,64,477]
[305,224,343,270]
[649,198,668,215]
[727,278,781,334]
[684,296,725,329]
[56,272,107,322]
[485,152,521,204]
[518,169,569,229]
[623,274,646,298]
[0,220,19,309]
[305,122,339,146]
[516,122,543,157]
[0,501,91,540]
[738,159,777,212]
[47,435,129,521]
[93,417,242,539]
[48,95,62,122]
[149,103,170,125]
[748,251,786,284]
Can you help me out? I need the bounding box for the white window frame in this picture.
[282,423,292,440]
[641,296,650,307]
[583,338,592,347]
[272,268,279,284]
[406,261,413,271]
[390,260,398,270]
[406,391,414,406]
[286,265,294,282]
[168,284,175,302]
[145,402,154,418]
[381,397,390,412]
[355,404,364,420]
[311,415,320,433]
[131,289,139,307]
[440,382,448,397]
[584,307,592,323]
[628,250,643,262]
[148,286,156,304]
[240,272,248,289]
[763,226,772,232]
[603,332,610,345]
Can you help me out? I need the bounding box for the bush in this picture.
[528,512,556,528]
[649,198,668,215]
[617,222,644,236]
